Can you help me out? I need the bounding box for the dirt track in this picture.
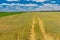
[29,12,60,40]
[37,16,54,40]
[30,14,54,40]
[30,15,36,40]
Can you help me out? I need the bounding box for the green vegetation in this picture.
[0,12,24,17]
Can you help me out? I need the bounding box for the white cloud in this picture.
[0,4,38,12]
[19,4,38,6]
[33,0,47,2]
[6,0,19,1]
[35,4,60,11]
[0,3,60,12]
[0,3,38,6]
[43,4,59,7]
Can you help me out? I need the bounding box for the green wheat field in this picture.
[0,12,60,40]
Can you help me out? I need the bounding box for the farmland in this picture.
[0,12,60,40]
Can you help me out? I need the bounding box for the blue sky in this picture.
[0,0,60,12]
[0,0,60,4]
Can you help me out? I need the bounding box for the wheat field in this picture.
[0,12,60,40]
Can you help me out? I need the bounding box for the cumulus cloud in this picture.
[19,4,38,6]
[6,0,19,1]
[0,3,38,6]
[0,4,38,12]
[32,0,47,2]
[35,4,60,11]
[43,4,59,7]
[0,3,60,12]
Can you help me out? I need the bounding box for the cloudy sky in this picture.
[0,0,60,12]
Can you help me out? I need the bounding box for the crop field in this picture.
[0,12,60,40]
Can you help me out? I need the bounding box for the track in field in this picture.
[29,15,36,40]
[29,14,59,40]
[37,16,54,40]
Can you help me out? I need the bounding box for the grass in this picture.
[0,12,60,40]
[0,12,24,17]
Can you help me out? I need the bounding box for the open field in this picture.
[0,12,60,40]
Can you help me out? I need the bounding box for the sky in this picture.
[0,0,60,12]
[0,0,60,5]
